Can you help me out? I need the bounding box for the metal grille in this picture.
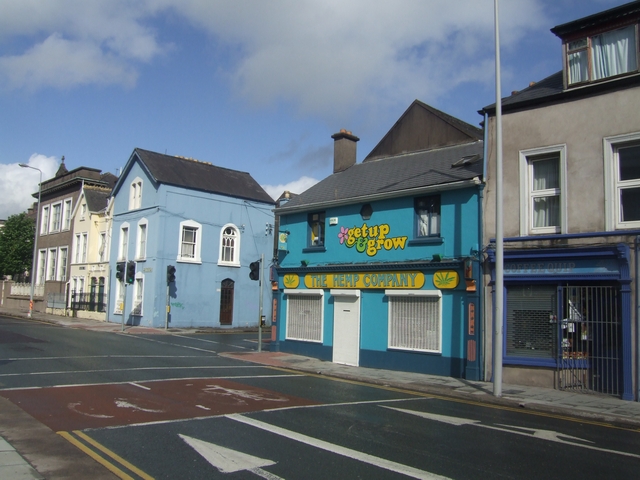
[388,296,441,352]
[557,286,621,396]
[286,294,322,342]
[506,285,557,359]
[70,292,107,312]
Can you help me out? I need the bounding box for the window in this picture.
[99,232,107,262]
[519,146,567,235]
[387,290,442,353]
[114,281,124,314]
[604,133,640,230]
[285,290,324,342]
[50,202,62,232]
[129,178,143,210]
[40,205,49,235]
[119,224,129,261]
[136,220,148,260]
[47,249,57,281]
[218,224,240,266]
[132,276,144,316]
[62,199,72,230]
[80,203,86,220]
[308,212,325,247]
[74,234,81,263]
[567,25,638,85]
[81,233,88,263]
[58,247,68,281]
[178,220,202,263]
[415,195,440,237]
[37,250,46,284]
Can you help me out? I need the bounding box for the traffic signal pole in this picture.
[258,253,264,353]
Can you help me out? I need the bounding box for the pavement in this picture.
[1,305,639,479]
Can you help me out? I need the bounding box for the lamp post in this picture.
[19,163,42,318]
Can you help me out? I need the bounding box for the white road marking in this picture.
[67,402,114,419]
[0,365,266,378]
[170,334,248,350]
[196,405,211,411]
[179,434,279,476]
[227,414,451,480]
[115,333,218,353]
[114,399,164,413]
[129,382,151,390]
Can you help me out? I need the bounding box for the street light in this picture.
[19,163,42,318]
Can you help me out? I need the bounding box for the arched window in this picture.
[218,224,240,266]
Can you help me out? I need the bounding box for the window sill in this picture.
[408,237,443,246]
[218,262,241,268]
[177,258,202,264]
[302,246,326,253]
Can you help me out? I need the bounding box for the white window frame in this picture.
[62,198,72,231]
[136,219,148,261]
[178,220,202,263]
[80,203,86,221]
[129,177,143,210]
[132,273,144,316]
[50,202,62,233]
[114,281,124,314]
[119,223,129,261]
[218,223,240,267]
[519,145,567,236]
[40,205,49,235]
[58,247,68,281]
[37,249,46,285]
[386,289,442,353]
[284,289,324,343]
[99,232,108,262]
[81,233,88,263]
[604,132,640,231]
[47,248,57,281]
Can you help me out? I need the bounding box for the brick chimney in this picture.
[331,129,359,173]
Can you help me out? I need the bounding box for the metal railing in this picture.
[70,291,107,313]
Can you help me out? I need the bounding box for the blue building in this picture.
[107,148,275,328]
[273,101,484,379]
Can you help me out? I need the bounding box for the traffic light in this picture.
[115,262,125,282]
[126,261,136,284]
[167,265,176,284]
[249,260,260,281]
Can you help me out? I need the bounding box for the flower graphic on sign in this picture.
[337,226,349,244]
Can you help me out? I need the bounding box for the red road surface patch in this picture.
[0,378,318,431]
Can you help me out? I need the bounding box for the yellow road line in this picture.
[74,430,155,480]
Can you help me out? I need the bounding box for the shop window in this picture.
[604,133,640,230]
[285,290,323,342]
[506,285,557,360]
[519,146,567,235]
[386,290,442,353]
[414,195,440,237]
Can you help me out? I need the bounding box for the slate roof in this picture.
[131,148,275,205]
[84,188,110,213]
[276,140,483,212]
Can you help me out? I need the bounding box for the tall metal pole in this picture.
[19,164,42,319]
[493,0,504,397]
[258,253,264,352]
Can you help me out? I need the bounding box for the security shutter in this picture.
[388,294,441,353]
[286,292,323,342]
[506,285,557,359]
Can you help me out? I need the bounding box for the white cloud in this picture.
[0,155,59,220]
[262,176,319,201]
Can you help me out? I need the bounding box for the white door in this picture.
[332,290,360,366]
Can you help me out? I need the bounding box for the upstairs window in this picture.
[129,178,143,210]
[40,205,50,235]
[604,133,640,230]
[62,199,72,230]
[136,220,148,261]
[178,220,202,263]
[567,24,638,85]
[118,224,129,261]
[50,202,62,232]
[415,195,440,238]
[308,212,325,247]
[218,224,240,266]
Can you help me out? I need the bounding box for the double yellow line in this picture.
[57,430,154,480]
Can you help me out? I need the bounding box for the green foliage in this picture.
[0,213,35,278]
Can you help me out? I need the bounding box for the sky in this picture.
[0,0,629,219]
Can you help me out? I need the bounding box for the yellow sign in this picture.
[433,270,459,289]
[282,274,300,289]
[303,271,424,289]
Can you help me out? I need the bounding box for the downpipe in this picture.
[636,236,640,401]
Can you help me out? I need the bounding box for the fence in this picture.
[70,291,108,313]
[10,283,44,297]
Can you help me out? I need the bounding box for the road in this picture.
[1,315,639,479]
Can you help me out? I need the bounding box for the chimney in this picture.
[331,129,359,173]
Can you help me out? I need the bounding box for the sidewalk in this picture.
[1,305,639,478]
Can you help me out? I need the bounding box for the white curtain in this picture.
[569,49,588,84]
[532,158,560,228]
[592,25,636,80]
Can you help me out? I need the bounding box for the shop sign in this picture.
[295,271,425,289]
[338,223,407,257]
[433,270,459,289]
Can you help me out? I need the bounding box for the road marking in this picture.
[180,434,279,476]
[0,365,265,378]
[130,382,151,390]
[227,414,451,479]
[0,355,214,362]
[170,334,248,350]
[115,399,165,413]
[383,406,640,459]
[196,404,211,410]
[68,401,114,419]
[116,333,218,353]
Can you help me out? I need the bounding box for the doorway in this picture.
[332,290,361,366]
[219,279,234,325]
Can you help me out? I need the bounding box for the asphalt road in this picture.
[1,315,639,479]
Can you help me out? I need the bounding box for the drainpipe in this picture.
[636,236,640,401]
[478,183,485,381]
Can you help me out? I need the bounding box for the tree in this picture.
[0,213,35,281]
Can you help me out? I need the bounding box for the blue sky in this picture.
[0,0,628,219]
